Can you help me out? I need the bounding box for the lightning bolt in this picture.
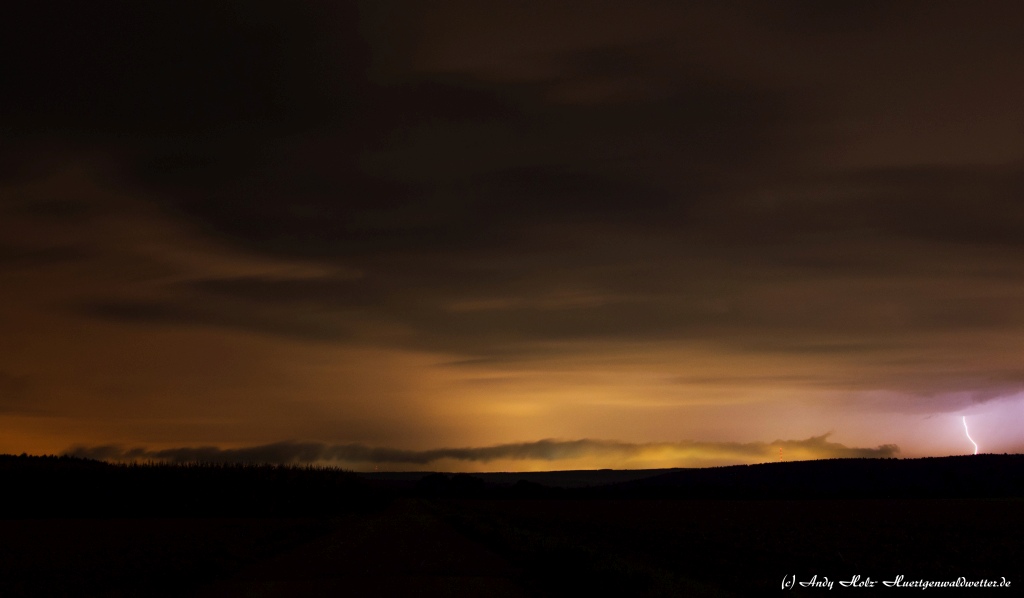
[962,416,978,455]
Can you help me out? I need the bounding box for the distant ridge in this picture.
[601,454,1024,499]
[359,455,1024,499]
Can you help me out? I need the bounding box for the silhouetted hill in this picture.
[364,455,1024,500]
[0,454,383,518]
[3,453,1022,596]
[602,454,1024,499]
[4,454,1023,517]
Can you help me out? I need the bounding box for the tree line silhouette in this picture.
[0,454,382,518]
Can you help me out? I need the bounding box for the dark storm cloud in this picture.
[66,434,898,465]
[3,198,100,223]
[704,166,1024,252]
[2,0,1020,262]
[77,301,207,325]
[119,72,782,263]
[834,166,1024,248]
[2,0,793,314]
[190,277,386,307]
[0,243,86,267]
[0,1,370,138]
[758,0,919,35]
[73,148,1024,395]
[0,371,33,413]
[7,0,1024,413]
[2,2,794,253]
[77,299,356,343]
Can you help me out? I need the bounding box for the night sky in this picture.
[3,1,1023,471]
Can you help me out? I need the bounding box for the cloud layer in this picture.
[67,434,899,468]
[5,2,1018,403]
[3,2,1024,459]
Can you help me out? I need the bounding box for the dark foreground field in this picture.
[2,455,1022,596]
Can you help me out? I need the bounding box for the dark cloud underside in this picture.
[3,1,1024,461]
